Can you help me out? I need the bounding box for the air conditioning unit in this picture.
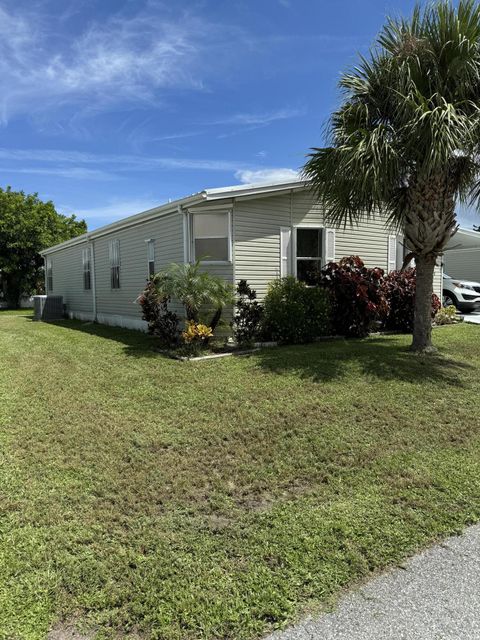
[33,295,64,321]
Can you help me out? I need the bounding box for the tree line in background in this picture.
[0,187,86,307]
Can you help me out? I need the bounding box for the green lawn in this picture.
[0,307,34,316]
[1,317,480,640]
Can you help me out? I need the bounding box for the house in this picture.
[41,179,443,331]
[444,227,480,282]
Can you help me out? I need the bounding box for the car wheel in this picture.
[443,292,458,308]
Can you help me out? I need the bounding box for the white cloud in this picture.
[0,146,247,173]
[0,5,207,123]
[0,166,116,180]
[210,107,305,126]
[0,147,301,186]
[235,168,300,185]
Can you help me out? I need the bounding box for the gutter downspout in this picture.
[90,237,98,322]
[180,205,189,263]
[43,255,47,293]
[290,189,294,276]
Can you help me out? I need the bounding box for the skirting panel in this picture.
[68,310,147,332]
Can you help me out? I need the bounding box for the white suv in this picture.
[443,274,480,313]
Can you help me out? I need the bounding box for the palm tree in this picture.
[303,0,480,353]
[154,260,234,330]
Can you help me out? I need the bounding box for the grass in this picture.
[0,307,34,316]
[1,317,480,639]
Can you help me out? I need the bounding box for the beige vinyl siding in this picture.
[443,249,480,282]
[234,193,291,298]
[292,190,397,268]
[47,241,94,319]
[94,211,184,320]
[47,211,184,326]
[233,189,443,299]
[234,189,396,299]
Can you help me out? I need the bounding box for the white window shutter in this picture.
[324,228,336,264]
[280,227,291,277]
[388,235,397,273]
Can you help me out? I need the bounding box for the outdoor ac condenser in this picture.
[33,295,64,321]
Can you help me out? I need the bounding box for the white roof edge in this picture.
[41,191,207,255]
[204,178,310,199]
[41,179,312,256]
[454,227,480,238]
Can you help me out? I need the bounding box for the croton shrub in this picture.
[318,256,388,337]
[137,280,179,347]
[381,268,441,332]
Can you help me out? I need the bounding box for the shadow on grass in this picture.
[37,319,475,385]
[42,318,161,359]
[256,336,474,387]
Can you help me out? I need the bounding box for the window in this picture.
[146,239,155,278]
[82,247,92,290]
[46,259,53,292]
[296,228,323,285]
[109,239,120,289]
[193,212,230,262]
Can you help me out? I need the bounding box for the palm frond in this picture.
[303,0,480,231]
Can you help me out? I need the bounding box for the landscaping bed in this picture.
[1,316,480,640]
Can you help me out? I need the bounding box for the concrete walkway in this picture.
[266,525,480,640]
[463,311,480,325]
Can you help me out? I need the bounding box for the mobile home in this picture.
[42,180,442,331]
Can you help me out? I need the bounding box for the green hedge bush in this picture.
[262,277,331,344]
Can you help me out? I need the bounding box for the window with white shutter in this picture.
[280,227,291,277]
[324,228,336,263]
[388,235,397,273]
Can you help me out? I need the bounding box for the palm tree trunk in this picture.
[411,255,436,353]
[209,307,222,331]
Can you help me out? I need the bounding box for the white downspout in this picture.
[43,255,47,293]
[180,205,189,263]
[290,189,294,276]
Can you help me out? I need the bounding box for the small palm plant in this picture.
[304,0,480,352]
[153,260,234,331]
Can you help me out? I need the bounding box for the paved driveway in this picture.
[266,525,480,640]
[462,310,480,324]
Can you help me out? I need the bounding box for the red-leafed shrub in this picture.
[137,280,179,346]
[381,268,441,332]
[319,256,388,337]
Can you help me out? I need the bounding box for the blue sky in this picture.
[0,0,476,230]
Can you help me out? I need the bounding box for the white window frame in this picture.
[109,239,121,289]
[82,247,92,290]
[293,226,324,279]
[46,259,53,292]
[146,239,155,278]
[190,210,232,264]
